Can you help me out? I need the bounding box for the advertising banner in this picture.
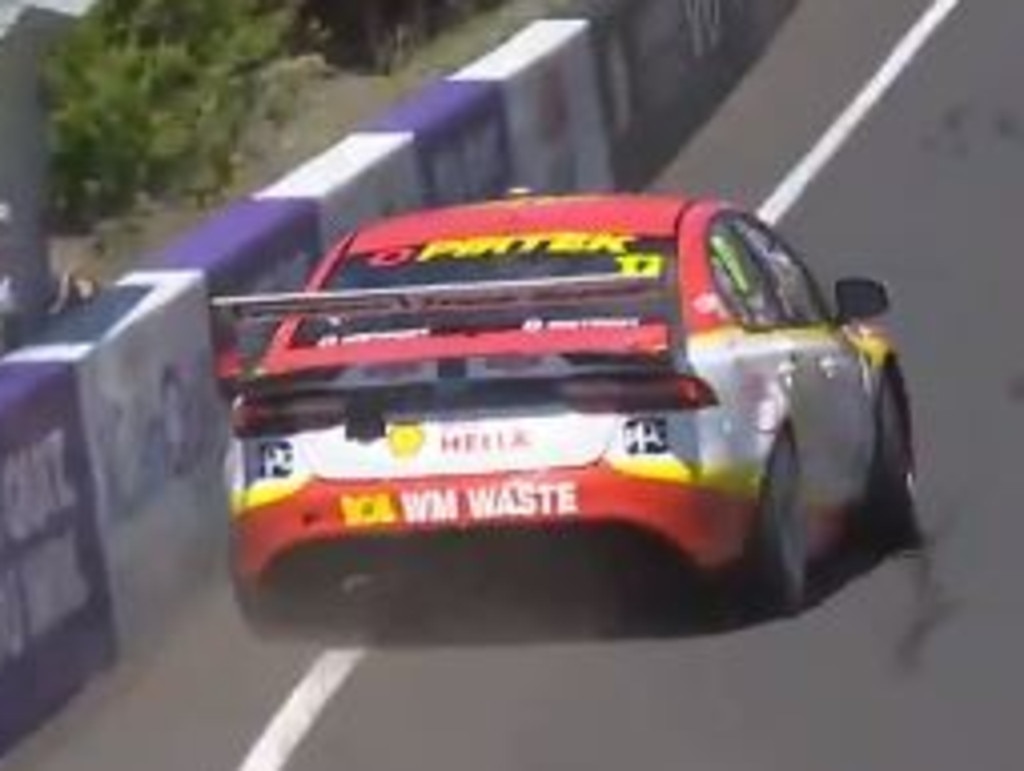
[453,20,613,194]
[366,79,513,206]
[0,361,116,756]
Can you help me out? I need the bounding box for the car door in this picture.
[703,215,826,519]
[730,214,874,507]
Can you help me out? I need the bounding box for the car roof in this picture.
[343,193,695,254]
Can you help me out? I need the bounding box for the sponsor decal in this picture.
[357,233,666,277]
[522,317,641,333]
[403,481,579,524]
[464,481,578,520]
[334,328,430,345]
[402,489,459,525]
[440,427,531,455]
[340,493,400,529]
[364,246,420,269]
[623,417,670,455]
[338,482,580,529]
[419,232,635,260]
[387,424,426,460]
[255,440,294,479]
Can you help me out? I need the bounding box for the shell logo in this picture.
[387,424,426,459]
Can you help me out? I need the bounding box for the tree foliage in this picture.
[46,0,296,227]
[46,0,512,229]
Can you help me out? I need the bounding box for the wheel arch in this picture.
[879,355,915,470]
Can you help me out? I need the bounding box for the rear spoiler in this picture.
[209,273,680,391]
[210,272,666,324]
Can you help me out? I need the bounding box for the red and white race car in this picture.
[213,192,920,643]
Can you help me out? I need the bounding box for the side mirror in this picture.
[834,277,890,323]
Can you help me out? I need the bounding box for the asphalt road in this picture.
[9,0,1024,769]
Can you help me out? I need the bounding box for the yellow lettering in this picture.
[419,240,461,260]
[484,237,519,255]
[547,233,592,253]
[616,253,666,277]
[341,494,398,529]
[417,233,642,262]
[420,237,517,260]
[513,234,549,253]
[586,234,635,254]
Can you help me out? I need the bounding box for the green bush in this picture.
[46,0,296,228]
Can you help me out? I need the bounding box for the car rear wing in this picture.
[209,272,683,391]
[210,272,667,324]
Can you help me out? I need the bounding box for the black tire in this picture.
[857,372,923,553]
[742,431,807,617]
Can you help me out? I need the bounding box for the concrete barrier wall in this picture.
[0,0,797,757]
[256,133,425,250]
[452,20,613,193]
[0,360,116,757]
[365,79,516,206]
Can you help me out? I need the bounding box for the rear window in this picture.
[330,231,678,289]
[286,232,680,350]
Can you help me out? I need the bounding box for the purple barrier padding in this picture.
[143,197,321,295]
[0,362,116,757]
[365,80,513,206]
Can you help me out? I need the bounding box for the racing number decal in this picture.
[615,253,665,277]
[340,493,399,529]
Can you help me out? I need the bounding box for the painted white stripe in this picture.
[232,2,963,770]
[759,0,963,224]
[236,649,365,771]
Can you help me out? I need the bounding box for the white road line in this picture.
[759,0,963,224]
[232,2,963,770]
[236,649,364,771]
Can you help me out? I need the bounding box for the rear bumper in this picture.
[240,523,738,644]
[234,464,758,581]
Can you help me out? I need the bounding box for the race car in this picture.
[213,192,921,644]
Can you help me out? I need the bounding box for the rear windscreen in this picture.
[330,232,678,289]
[287,232,679,349]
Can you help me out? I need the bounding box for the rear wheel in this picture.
[857,373,922,553]
[742,431,807,617]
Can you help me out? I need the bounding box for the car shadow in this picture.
[295,540,937,651]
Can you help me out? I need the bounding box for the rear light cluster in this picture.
[561,376,718,412]
[231,395,347,438]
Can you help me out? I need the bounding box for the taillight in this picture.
[231,395,346,437]
[561,376,718,412]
